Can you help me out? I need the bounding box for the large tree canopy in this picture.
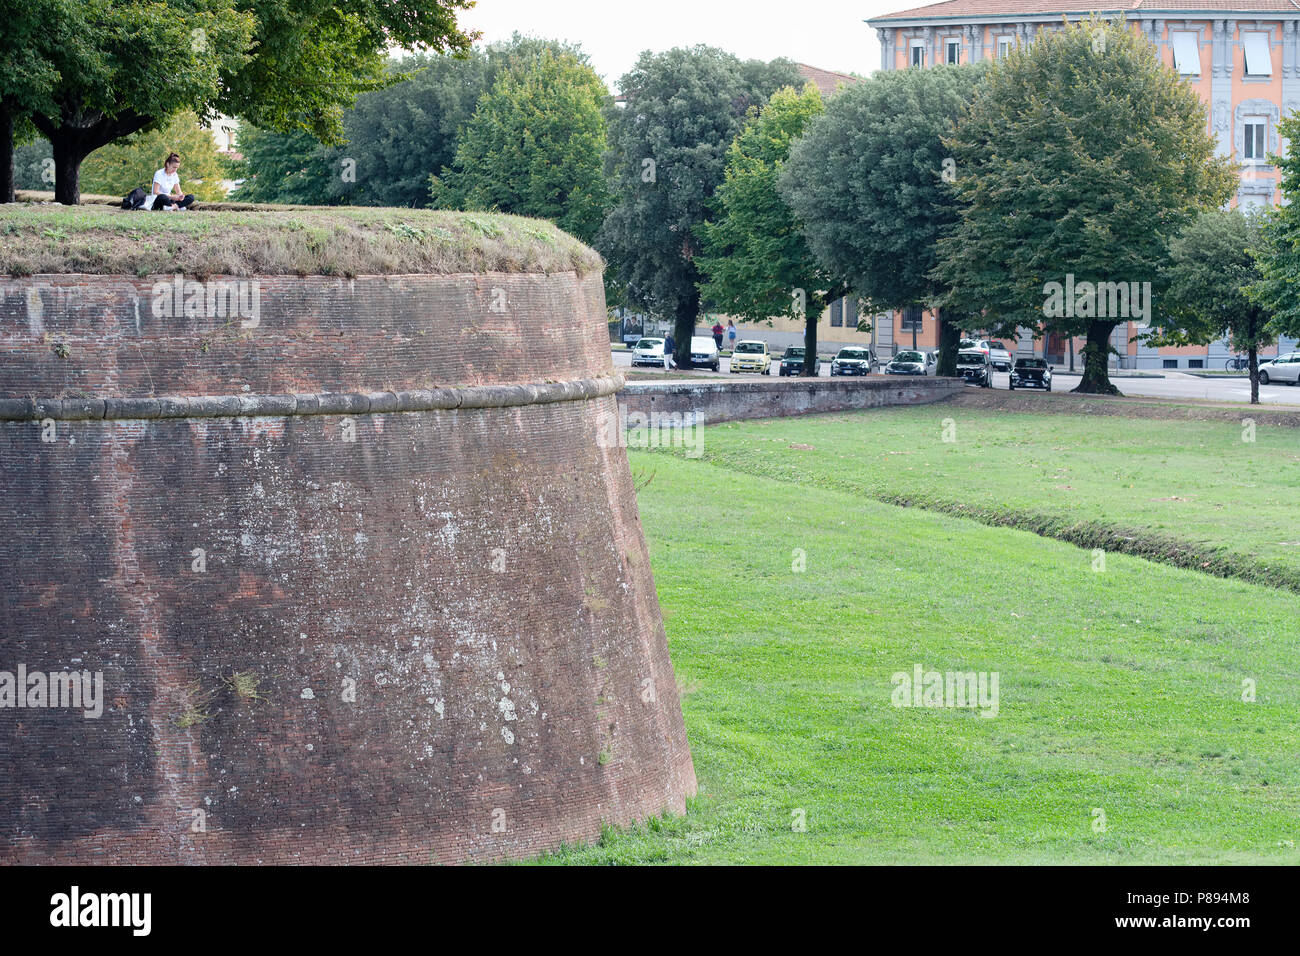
[597,46,802,367]
[696,83,846,376]
[430,49,611,244]
[781,63,986,374]
[1155,210,1270,403]
[933,17,1235,393]
[4,0,475,204]
[1249,113,1300,342]
[233,37,580,208]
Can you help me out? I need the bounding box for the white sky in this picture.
[456,0,908,91]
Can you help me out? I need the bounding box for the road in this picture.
[614,351,1300,407]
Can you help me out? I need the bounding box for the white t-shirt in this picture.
[150,168,179,208]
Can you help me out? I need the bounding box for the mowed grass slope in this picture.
[539,452,1300,864]
[684,407,1300,589]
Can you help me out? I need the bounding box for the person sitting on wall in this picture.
[150,153,196,211]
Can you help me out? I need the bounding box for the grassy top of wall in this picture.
[1,198,604,278]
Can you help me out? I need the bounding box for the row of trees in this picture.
[9,11,1298,398]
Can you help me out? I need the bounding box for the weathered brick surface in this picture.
[0,273,695,864]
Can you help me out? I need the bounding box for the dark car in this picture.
[830,347,875,376]
[956,349,992,387]
[885,349,929,375]
[1009,357,1052,391]
[780,346,816,376]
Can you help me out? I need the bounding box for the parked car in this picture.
[1258,352,1300,385]
[779,346,816,376]
[961,338,1013,371]
[830,347,875,376]
[1009,357,1052,391]
[884,349,930,375]
[957,349,993,387]
[688,335,721,371]
[730,339,772,374]
[631,337,665,367]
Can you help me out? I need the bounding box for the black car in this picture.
[780,346,816,376]
[1009,357,1052,391]
[956,349,992,387]
[884,349,929,375]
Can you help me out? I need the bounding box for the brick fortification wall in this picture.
[0,272,696,864]
[623,376,965,424]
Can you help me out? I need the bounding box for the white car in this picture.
[1258,351,1300,385]
[631,337,665,367]
[689,336,721,371]
[961,338,1013,371]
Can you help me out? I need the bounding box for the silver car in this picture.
[1258,351,1300,385]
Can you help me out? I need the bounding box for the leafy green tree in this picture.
[696,84,846,376]
[230,125,343,205]
[233,37,582,208]
[1248,113,1300,343]
[9,0,475,205]
[934,17,1235,393]
[1151,210,1270,403]
[79,112,232,201]
[598,47,802,368]
[430,49,611,244]
[781,64,986,376]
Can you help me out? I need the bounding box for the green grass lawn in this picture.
[682,407,1300,590]
[539,417,1300,864]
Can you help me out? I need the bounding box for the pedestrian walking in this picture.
[712,321,724,350]
[663,332,675,370]
[726,320,737,351]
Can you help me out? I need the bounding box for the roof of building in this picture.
[870,0,1300,23]
[796,63,863,96]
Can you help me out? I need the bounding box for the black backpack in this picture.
[121,186,147,210]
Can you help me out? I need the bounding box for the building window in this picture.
[910,39,926,67]
[1188,358,1204,369]
[1244,118,1267,160]
[945,38,960,64]
[1243,32,1272,77]
[901,306,923,331]
[830,299,843,327]
[1162,359,1178,369]
[1172,32,1200,75]
[845,297,858,331]
[997,36,1014,59]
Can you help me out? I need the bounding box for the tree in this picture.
[782,64,987,376]
[696,85,846,376]
[9,0,475,205]
[1153,210,1270,403]
[1248,113,1300,343]
[934,17,1235,393]
[430,49,612,244]
[78,112,232,201]
[232,37,581,208]
[598,47,802,368]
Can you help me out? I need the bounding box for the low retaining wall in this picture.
[620,376,964,424]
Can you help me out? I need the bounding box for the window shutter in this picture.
[1244,33,1272,76]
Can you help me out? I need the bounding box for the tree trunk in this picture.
[1073,321,1122,395]
[673,292,698,369]
[1248,345,1259,405]
[935,310,961,377]
[802,305,818,377]
[0,104,13,204]
[50,133,82,205]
